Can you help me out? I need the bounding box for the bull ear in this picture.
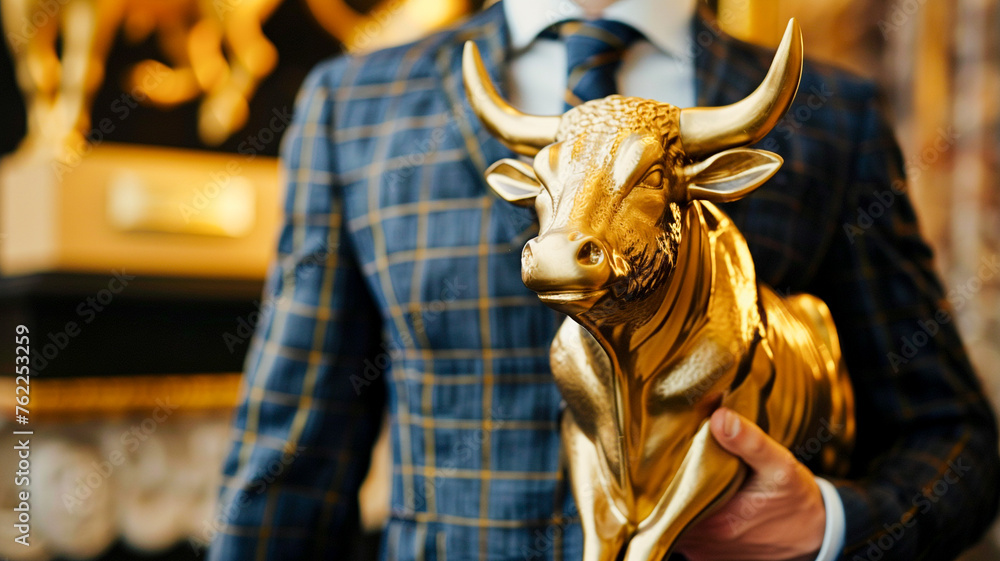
[685,148,782,203]
[485,158,542,207]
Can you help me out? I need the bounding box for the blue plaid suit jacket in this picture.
[208,3,1000,560]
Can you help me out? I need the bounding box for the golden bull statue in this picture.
[1,0,467,153]
[463,20,854,561]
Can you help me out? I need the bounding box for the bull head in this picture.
[463,20,802,321]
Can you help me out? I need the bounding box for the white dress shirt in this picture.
[503,0,695,114]
[501,1,846,560]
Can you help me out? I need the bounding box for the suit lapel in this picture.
[434,1,516,176]
[433,1,538,246]
[694,6,745,108]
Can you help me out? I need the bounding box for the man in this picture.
[208,0,1000,559]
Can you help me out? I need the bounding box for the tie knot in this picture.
[539,19,644,109]
[550,19,643,53]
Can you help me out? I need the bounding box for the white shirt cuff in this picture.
[814,477,846,561]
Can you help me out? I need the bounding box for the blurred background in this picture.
[0,0,996,559]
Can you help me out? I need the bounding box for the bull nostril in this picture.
[577,241,604,266]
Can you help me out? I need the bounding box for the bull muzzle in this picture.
[521,229,611,295]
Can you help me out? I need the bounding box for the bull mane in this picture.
[555,95,683,157]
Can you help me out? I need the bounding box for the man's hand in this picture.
[675,408,826,561]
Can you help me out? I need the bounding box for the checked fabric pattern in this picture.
[208,3,1000,561]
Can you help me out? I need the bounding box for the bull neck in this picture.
[582,202,716,384]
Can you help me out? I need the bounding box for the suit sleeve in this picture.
[812,91,1000,560]
[207,60,387,560]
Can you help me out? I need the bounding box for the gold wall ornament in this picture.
[1,0,470,154]
[463,19,854,561]
[305,0,469,54]
[123,0,285,147]
[0,143,279,277]
[1,0,284,153]
[0,373,242,418]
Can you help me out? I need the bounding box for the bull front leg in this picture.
[551,319,634,559]
[622,419,746,561]
[562,411,631,561]
[625,336,775,560]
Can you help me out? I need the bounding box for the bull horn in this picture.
[462,41,561,156]
[679,19,804,158]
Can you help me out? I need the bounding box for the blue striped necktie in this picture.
[542,20,643,110]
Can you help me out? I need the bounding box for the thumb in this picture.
[710,408,795,477]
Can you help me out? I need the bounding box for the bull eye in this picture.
[638,168,664,190]
[577,241,604,265]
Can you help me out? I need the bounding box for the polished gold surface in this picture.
[0,143,278,278]
[307,0,468,53]
[464,19,854,561]
[678,19,803,158]
[2,0,118,157]
[1,0,280,151]
[124,0,285,146]
[462,42,561,156]
[2,0,471,152]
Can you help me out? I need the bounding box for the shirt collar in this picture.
[503,0,696,59]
